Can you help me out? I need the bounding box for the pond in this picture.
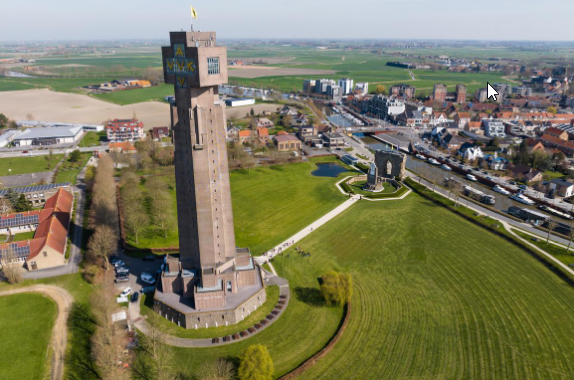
[311,163,348,177]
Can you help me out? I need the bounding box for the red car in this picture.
[22,150,29,154]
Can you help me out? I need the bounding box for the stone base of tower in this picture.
[152,266,267,329]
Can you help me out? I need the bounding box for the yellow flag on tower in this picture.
[191,6,198,20]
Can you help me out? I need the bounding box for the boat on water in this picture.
[463,185,496,205]
[440,164,452,171]
[466,174,477,181]
[415,154,427,160]
[428,158,440,165]
[538,205,574,220]
[510,193,535,206]
[493,184,510,196]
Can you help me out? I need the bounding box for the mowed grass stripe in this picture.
[295,196,574,380]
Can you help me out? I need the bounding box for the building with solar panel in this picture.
[0,188,73,271]
[0,183,71,207]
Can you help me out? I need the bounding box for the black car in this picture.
[131,292,139,303]
[142,255,156,261]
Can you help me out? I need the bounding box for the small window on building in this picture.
[43,251,47,257]
[207,57,220,75]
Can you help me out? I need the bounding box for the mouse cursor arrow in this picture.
[487,83,499,101]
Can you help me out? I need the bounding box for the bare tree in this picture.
[88,225,118,270]
[0,246,22,284]
[25,113,34,121]
[546,218,557,244]
[124,206,149,244]
[91,288,132,380]
[0,198,13,215]
[195,358,235,380]
[134,317,177,380]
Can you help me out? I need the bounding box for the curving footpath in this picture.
[0,285,73,380]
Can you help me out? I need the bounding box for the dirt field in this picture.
[228,67,335,79]
[0,89,170,128]
[225,103,282,119]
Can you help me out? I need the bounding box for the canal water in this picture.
[360,136,556,215]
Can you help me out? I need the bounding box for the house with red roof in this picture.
[0,188,73,271]
[256,127,270,145]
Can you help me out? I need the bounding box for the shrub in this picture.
[238,344,274,380]
[320,270,353,307]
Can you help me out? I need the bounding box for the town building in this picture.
[151,126,170,141]
[274,134,301,151]
[476,88,488,102]
[368,95,405,119]
[482,120,506,138]
[256,127,270,145]
[303,79,316,94]
[456,84,467,104]
[459,142,484,161]
[297,124,317,143]
[539,133,574,157]
[510,164,543,183]
[0,182,71,207]
[389,84,416,99]
[238,130,254,144]
[0,188,73,271]
[255,118,274,128]
[224,98,255,107]
[106,119,145,142]
[354,82,369,95]
[433,84,447,102]
[549,178,574,197]
[156,30,264,328]
[11,125,84,146]
[338,78,354,95]
[320,132,345,147]
[109,141,137,153]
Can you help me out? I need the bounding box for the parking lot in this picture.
[112,251,164,302]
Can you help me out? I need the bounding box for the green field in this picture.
[0,274,97,380]
[124,157,357,253]
[54,152,92,184]
[0,154,64,176]
[91,84,173,105]
[0,293,57,380]
[0,77,113,93]
[78,131,106,147]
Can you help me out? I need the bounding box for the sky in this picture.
[1,0,574,42]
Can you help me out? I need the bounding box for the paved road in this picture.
[0,285,74,380]
[0,145,108,158]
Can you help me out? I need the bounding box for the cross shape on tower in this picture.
[164,43,197,88]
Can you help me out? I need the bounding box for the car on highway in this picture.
[120,287,132,298]
[142,255,156,261]
[131,292,139,303]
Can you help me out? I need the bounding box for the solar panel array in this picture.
[0,213,39,228]
[0,243,31,260]
[0,182,70,197]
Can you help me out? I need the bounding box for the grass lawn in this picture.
[0,273,97,380]
[12,230,35,241]
[54,153,92,184]
[78,131,106,147]
[513,229,574,266]
[125,157,358,254]
[349,179,397,195]
[0,154,64,176]
[543,170,566,181]
[0,293,57,380]
[140,286,280,339]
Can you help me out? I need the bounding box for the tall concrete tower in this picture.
[159,31,261,314]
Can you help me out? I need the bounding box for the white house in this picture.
[482,119,506,138]
[549,178,574,197]
[459,142,484,161]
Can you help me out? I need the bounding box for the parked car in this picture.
[113,260,126,268]
[120,287,132,298]
[141,272,156,285]
[142,255,156,261]
[116,268,129,276]
[115,276,129,283]
[518,184,528,190]
[22,150,29,154]
[131,292,139,303]
[141,286,156,294]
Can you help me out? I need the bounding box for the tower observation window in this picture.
[207,57,220,75]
